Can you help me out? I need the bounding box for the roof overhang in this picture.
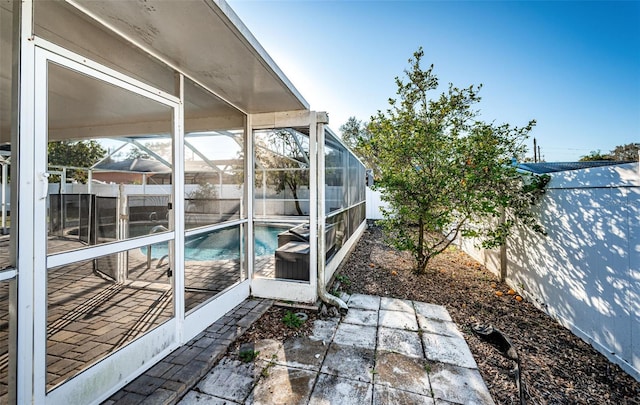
[1,0,310,143]
[67,0,309,114]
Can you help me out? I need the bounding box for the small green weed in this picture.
[261,354,277,377]
[282,311,304,329]
[239,349,260,363]
[336,275,353,293]
[261,367,270,378]
[336,274,351,286]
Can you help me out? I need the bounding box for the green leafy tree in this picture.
[367,48,547,272]
[579,150,612,161]
[187,182,218,200]
[255,129,309,215]
[609,142,639,161]
[339,117,377,176]
[579,143,639,162]
[48,140,106,183]
[340,116,364,150]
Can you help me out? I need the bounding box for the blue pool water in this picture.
[144,225,288,261]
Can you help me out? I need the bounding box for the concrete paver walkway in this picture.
[178,294,494,405]
[105,298,274,404]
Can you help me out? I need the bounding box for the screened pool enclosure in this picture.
[0,1,366,403]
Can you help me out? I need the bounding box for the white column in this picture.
[308,112,318,297]
[262,169,266,216]
[316,115,327,286]
[61,167,67,194]
[1,163,7,231]
[17,1,38,401]
[117,183,128,282]
[245,114,254,281]
[142,173,147,196]
[173,73,185,339]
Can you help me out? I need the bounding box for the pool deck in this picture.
[0,235,276,393]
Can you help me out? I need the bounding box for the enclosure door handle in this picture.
[40,172,50,200]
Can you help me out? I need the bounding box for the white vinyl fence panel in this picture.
[459,162,640,381]
[366,162,640,380]
[366,187,387,220]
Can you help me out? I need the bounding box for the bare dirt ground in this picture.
[233,225,640,405]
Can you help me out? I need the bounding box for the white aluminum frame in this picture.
[245,115,254,282]
[1,160,7,231]
[248,112,319,303]
[16,1,37,402]
[8,1,369,402]
[180,96,251,340]
[173,72,186,341]
[31,44,182,404]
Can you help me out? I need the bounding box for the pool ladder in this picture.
[147,225,169,270]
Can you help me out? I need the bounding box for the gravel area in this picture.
[231,224,640,404]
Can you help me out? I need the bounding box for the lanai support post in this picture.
[316,112,346,310]
[1,162,7,233]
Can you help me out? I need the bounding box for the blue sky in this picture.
[228,0,640,162]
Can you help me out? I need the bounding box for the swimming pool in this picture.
[144,224,292,261]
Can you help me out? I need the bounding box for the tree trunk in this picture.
[290,184,303,215]
[417,217,427,272]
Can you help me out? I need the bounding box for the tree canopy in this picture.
[339,117,378,177]
[366,48,547,272]
[254,129,309,215]
[610,143,640,161]
[48,140,106,183]
[578,150,612,162]
[579,143,639,162]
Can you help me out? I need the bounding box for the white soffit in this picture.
[69,0,309,115]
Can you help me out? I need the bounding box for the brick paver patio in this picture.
[0,230,293,400]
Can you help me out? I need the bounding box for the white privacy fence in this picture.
[457,162,640,381]
[366,163,640,380]
[366,187,387,220]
